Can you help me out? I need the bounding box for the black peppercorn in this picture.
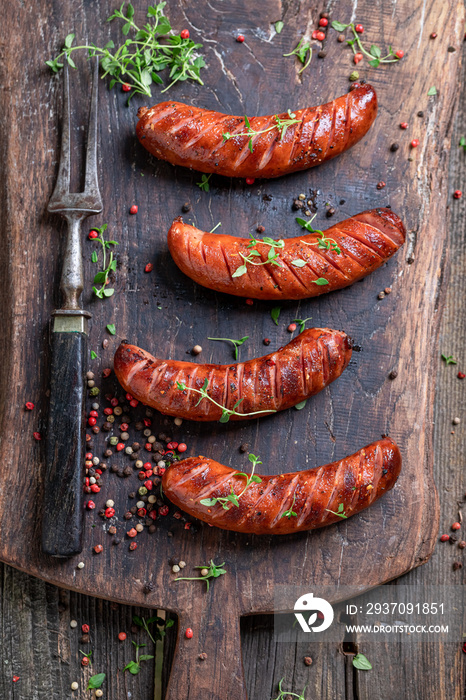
[111,464,119,473]
[388,370,398,380]
[181,202,191,213]
[239,443,249,453]
[113,537,121,545]
[256,225,265,233]
[326,206,335,217]
[292,199,304,211]
[263,338,271,346]
[143,582,155,594]
[318,50,327,58]
[417,110,424,117]
[123,466,132,477]
[148,525,156,534]
[390,143,399,152]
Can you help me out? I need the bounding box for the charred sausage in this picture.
[167,208,405,300]
[114,329,351,422]
[162,437,402,534]
[136,85,377,179]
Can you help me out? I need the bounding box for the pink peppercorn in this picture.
[88,230,99,239]
[144,480,153,490]
[452,522,461,531]
[178,443,187,453]
[82,624,90,633]
[411,139,419,148]
[287,323,297,332]
[159,505,169,516]
[137,508,147,517]
[236,34,245,42]
[400,122,408,129]
[94,544,103,554]
[145,263,153,273]
[454,190,462,199]
[180,29,190,39]
[25,402,34,410]
[245,177,255,185]
[116,442,125,451]
[87,501,96,510]
[33,432,42,441]
[127,528,137,538]
[440,534,450,542]
[105,507,115,518]
[185,628,193,639]
[122,83,131,92]
[118,632,127,641]
[90,484,101,493]
[130,399,139,408]
[129,205,138,215]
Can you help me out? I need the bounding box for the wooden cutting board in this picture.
[0,0,463,698]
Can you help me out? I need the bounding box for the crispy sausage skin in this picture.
[162,438,402,534]
[113,329,352,422]
[168,208,406,300]
[135,85,377,179]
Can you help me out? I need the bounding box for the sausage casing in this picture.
[162,438,402,534]
[113,329,352,422]
[136,85,377,179]
[168,208,405,300]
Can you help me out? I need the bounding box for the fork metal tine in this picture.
[48,62,71,208]
[84,57,102,206]
[48,58,102,214]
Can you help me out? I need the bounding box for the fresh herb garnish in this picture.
[232,235,285,277]
[123,642,154,676]
[273,677,307,700]
[283,38,312,73]
[297,215,341,255]
[90,350,98,359]
[291,259,307,267]
[223,111,302,154]
[87,674,106,690]
[132,614,174,643]
[197,173,212,192]
[176,379,276,422]
[175,559,227,591]
[271,306,281,325]
[207,335,249,360]
[90,224,118,299]
[275,21,284,34]
[46,3,206,99]
[282,494,297,519]
[80,649,93,661]
[427,86,437,96]
[312,278,329,286]
[106,323,116,335]
[325,503,348,519]
[331,21,400,67]
[442,353,457,365]
[352,653,372,670]
[294,400,307,410]
[200,454,262,510]
[210,222,222,233]
[292,317,312,334]
[460,136,466,152]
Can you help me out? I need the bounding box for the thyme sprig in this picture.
[208,335,249,360]
[222,111,302,154]
[90,224,118,299]
[46,2,206,100]
[176,378,276,422]
[331,21,400,67]
[175,559,227,591]
[199,454,262,510]
[273,678,307,700]
[123,642,154,675]
[197,173,212,191]
[232,235,285,278]
[282,494,297,519]
[283,38,313,73]
[325,503,348,519]
[292,317,313,334]
[296,215,341,255]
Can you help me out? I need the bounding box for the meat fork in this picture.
[42,59,102,557]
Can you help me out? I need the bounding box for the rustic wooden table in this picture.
[1,4,465,700]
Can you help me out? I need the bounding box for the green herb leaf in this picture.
[368,58,380,67]
[197,173,212,192]
[138,654,154,661]
[313,278,329,286]
[232,264,248,278]
[103,288,115,297]
[460,136,466,151]
[208,336,249,361]
[91,250,98,263]
[87,673,106,690]
[352,653,372,670]
[369,44,381,58]
[90,350,98,359]
[123,660,141,675]
[64,33,75,48]
[275,20,284,34]
[291,259,307,267]
[294,400,307,410]
[441,353,457,365]
[87,673,105,690]
[427,86,437,96]
[331,20,349,31]
[271,306,281,325]
[106,323,116,335]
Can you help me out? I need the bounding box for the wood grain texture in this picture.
[0,0,464,698]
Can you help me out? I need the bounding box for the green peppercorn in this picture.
[349,71,359,82]
[89,387,100,396]
[138,486,148,496]
[109,436,119,446]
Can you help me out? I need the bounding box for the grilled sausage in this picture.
[113,329,351,422]
[136,85,377,179]
[162,437,402,534]
[167,208,406,300]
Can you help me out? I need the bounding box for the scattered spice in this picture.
[454,190,462,199]
[236,34,245,43]
[304,656,313,666]
[377,181,386,189]
[185,628,194,639]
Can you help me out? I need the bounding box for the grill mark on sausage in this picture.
[351,217,404,249]
[323,101,337,160]
[338,226,387,258]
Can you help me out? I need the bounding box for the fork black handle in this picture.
[42,330,87,557]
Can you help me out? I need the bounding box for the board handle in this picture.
[165,584,248,700]
[42,330,87,557]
